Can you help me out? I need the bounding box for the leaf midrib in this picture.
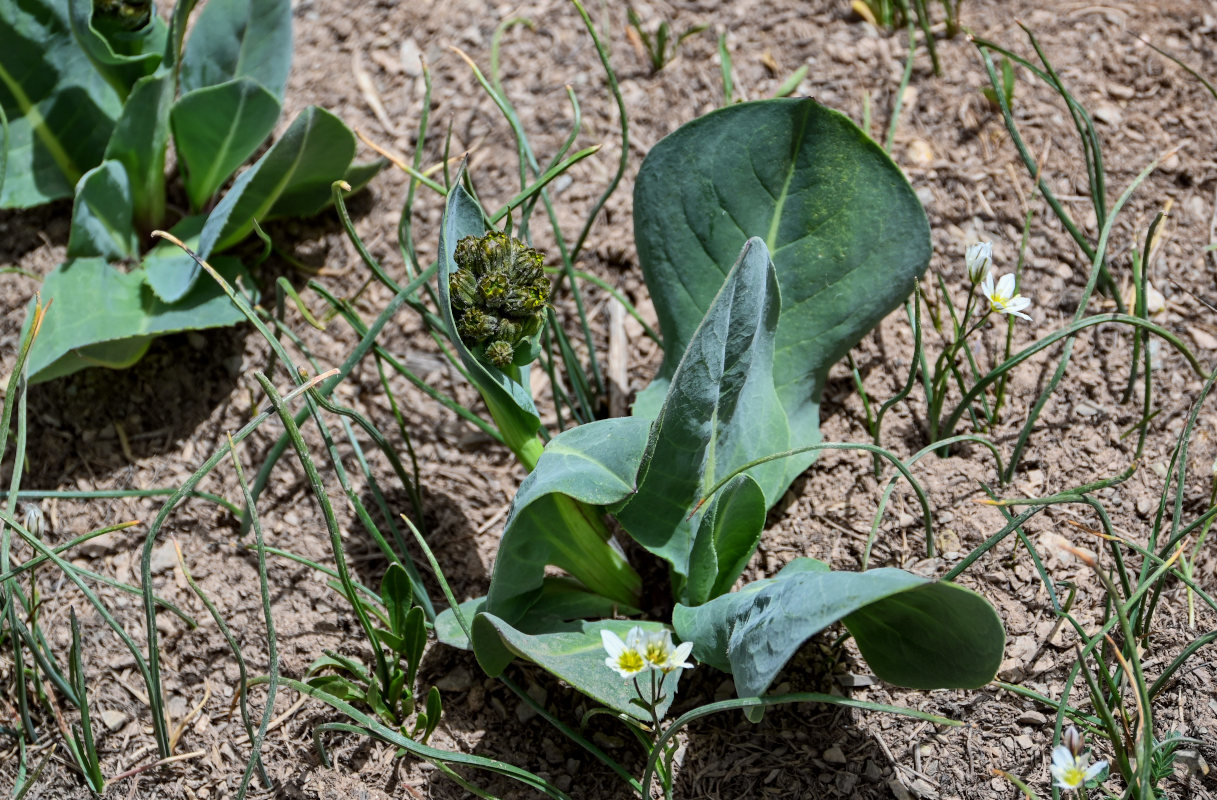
[0,60,81,188]
[763,103,810,253]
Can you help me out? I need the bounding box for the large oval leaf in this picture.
[27,256,253,382]
[179,0,292,100]
[673,559,1004,705]
[472,614,682,720]
[0,0,122,207]
[170,78,280,212]
[633,97,930,493]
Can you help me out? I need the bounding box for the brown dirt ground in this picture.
[4,0,1217,798]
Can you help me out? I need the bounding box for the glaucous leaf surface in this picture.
[0,0,122,207]
[27,256,252,382]
[170,77,280,212]
[67,160,137,261]
[633,98,930,496]
[179,0,292,100]
[615,237,787,577]
[673,559,1004,708]
[473,614,680,720]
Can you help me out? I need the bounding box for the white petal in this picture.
[1083,760,1107,781]
[1051,746,1074,770]
[624,626,645,650]
[981,273,996,296]
[601,629,626,658]
[995,273,1017,297]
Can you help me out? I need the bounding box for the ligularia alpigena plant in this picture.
[435,99,1005,730]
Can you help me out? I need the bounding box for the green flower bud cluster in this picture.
[93,0,153,31]
[450,232,550,368]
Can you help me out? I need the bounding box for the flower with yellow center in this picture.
[981,272,1032,321]
[601,628,648,678]
[1049,744,1106,791]
[638,629,695,674]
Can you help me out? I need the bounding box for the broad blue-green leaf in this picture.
[0,0,122,207]
[67,0,166,94]
[435,183,543,463]
[179,0,292,100]
[672,560,1004,707]
[615,237,787,578]
[104,69,172,233]
[484,416,649,624]
[170,78,280,212]
[435,597,485,650]
[67,160,137,260]
[633,97,930,496]
[683,473,765,606]
[441,578,637,652]
[27,256,253,383]
[199,106,361,253]
[142,214,206,303]
[267,157,387,219]
[472,614,681,720]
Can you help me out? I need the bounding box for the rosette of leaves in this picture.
[450,232,550,369]
[0,0,382,381]
[436,98,1005,722]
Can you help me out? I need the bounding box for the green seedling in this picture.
[981,57,1017,109]
[306,565,441,744]
[626,7,707,73]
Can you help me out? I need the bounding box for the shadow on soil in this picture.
[408,633,891,799]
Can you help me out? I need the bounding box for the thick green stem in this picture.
[547,494,641,609]
[481,388,544,471]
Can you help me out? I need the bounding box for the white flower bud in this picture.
[965,241,993,284]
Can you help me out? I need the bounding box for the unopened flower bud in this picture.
[449,269,477,310]
[966,241,993,284]
[1063,726,1084,757]
[451,231,551,369]
[478,272,509,309]
[485,340,515,368]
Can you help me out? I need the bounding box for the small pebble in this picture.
[823,745,847,764]
[100,709,127,732]
[1016,710,1047,726]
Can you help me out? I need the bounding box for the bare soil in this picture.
[4,1,1217,798]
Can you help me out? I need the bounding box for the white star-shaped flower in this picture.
[638,628,695,674]
[601,627,648,678]
[1049,745,1106,791]
[981,272,1032,321]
